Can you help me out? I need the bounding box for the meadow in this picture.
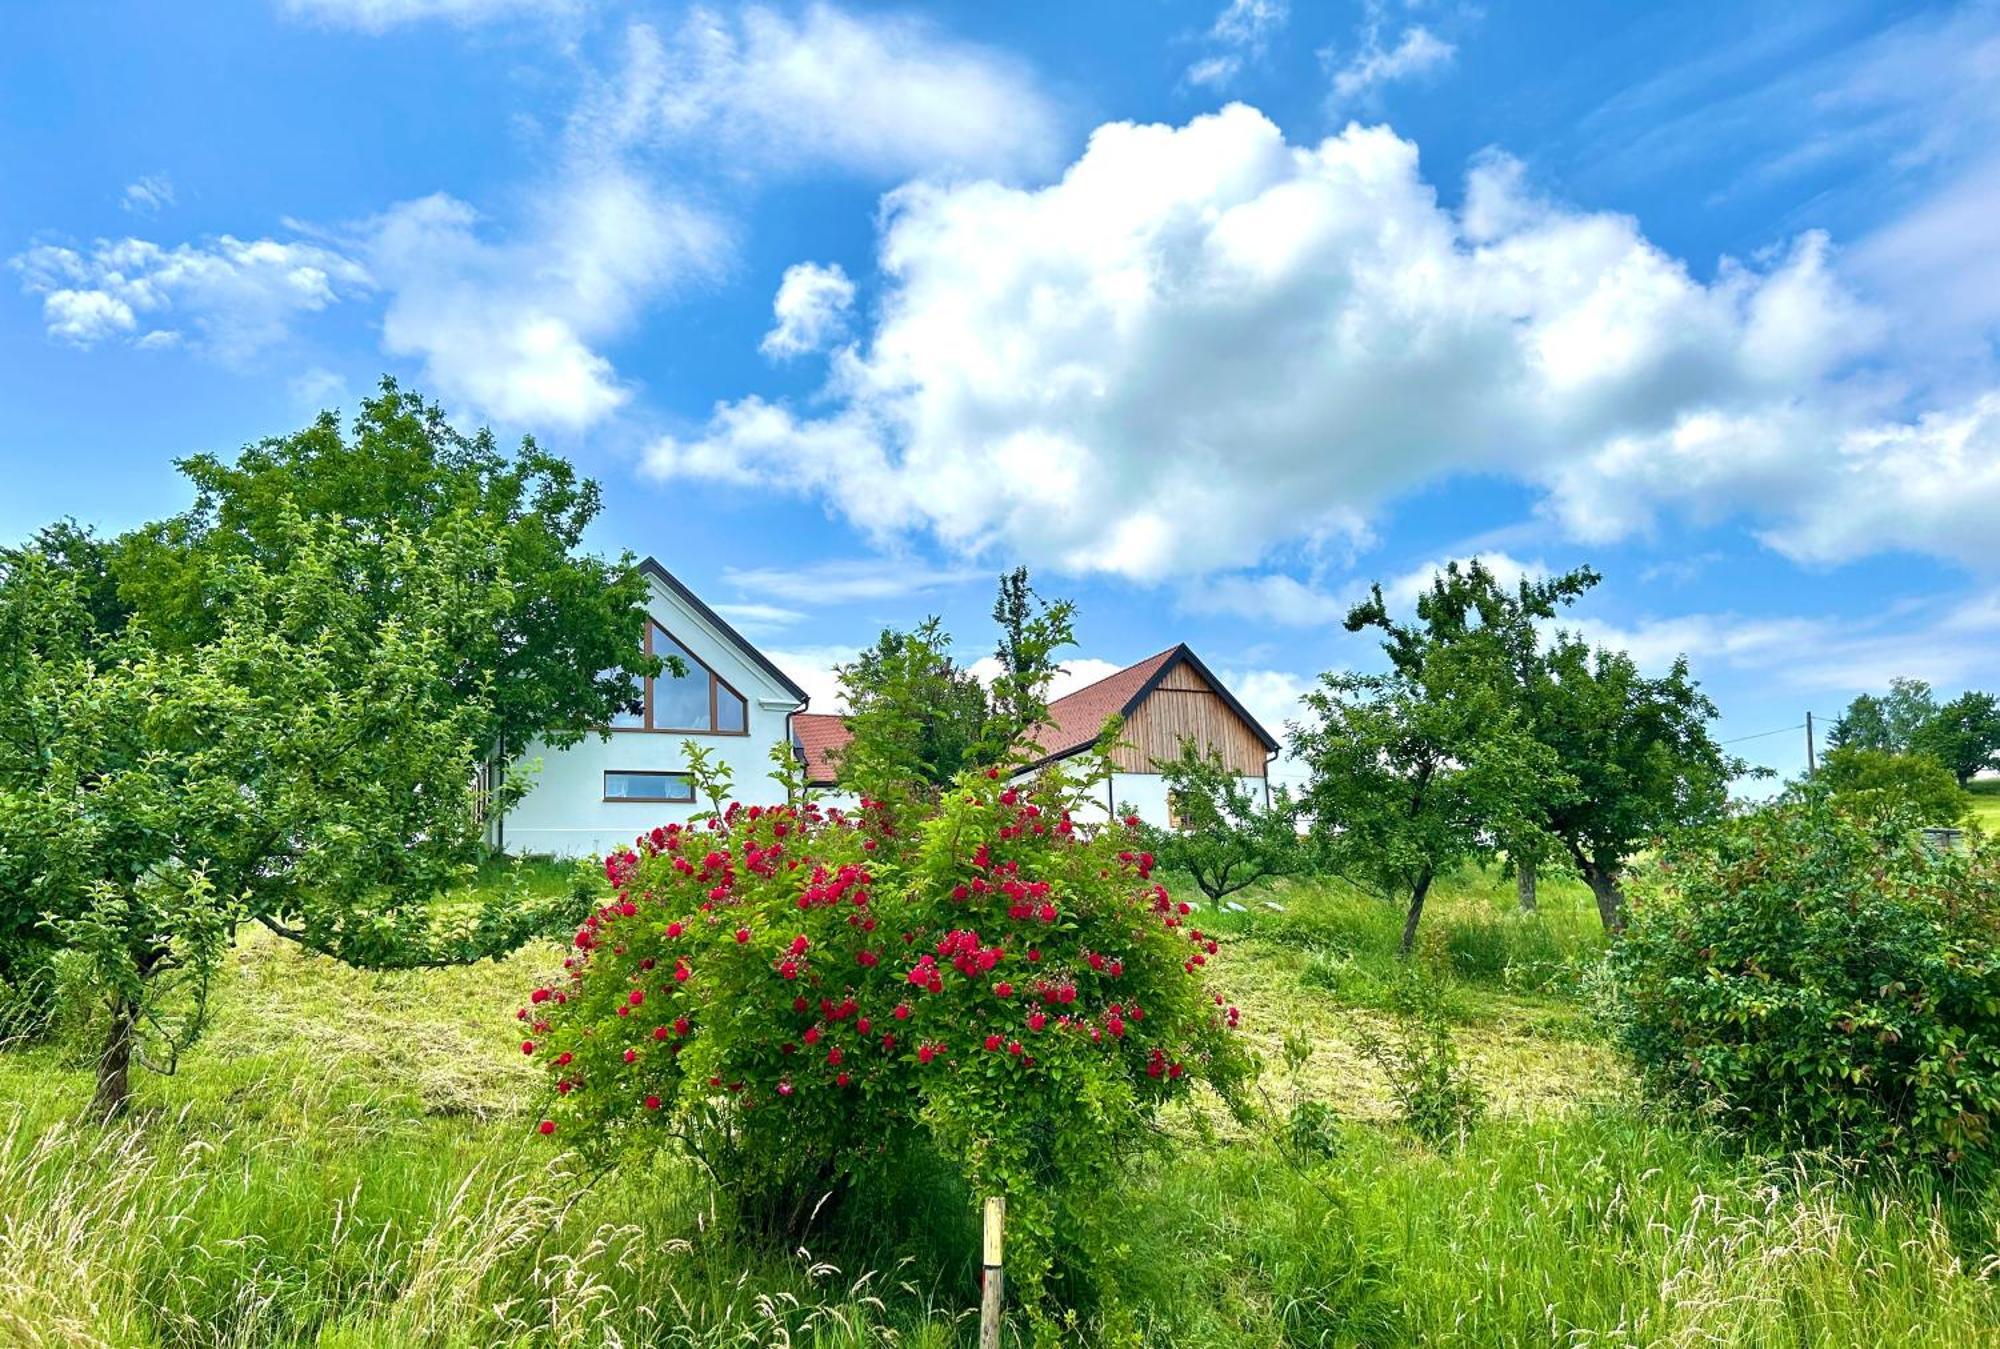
[4,865,1999,1347]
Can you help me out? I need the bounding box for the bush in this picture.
[519,757,1251,1326]
[1353,971,1485,1148]
[1818,746,1971,825]
[1611,788,2000,1174]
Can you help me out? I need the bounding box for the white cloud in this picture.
[10,234,369,361]
[765,644,861,714]
[711,601,807,635]
[361,171,723,429]
[761,261,856,360]
[1186,0,1289,90]
[1380,552,1550,609]
[588,6,1061,182]
[121,175,175,215]
[1328,24,1455,106]
[651,104,1933,579]
[722,557,984,606]
[1180,572,1348,627]
[278,0,564,32]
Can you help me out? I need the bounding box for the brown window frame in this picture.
[603,770,697,804]
[611,618,752,737]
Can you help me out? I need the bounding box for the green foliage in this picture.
[1352,970,1486,1148]
[1910,690,2000,786]
[523,751,1250,1325]
[109,379,659,771]
[1611,788,2000,1174]
[832,618,991,807]
[1141,741,1307,907]
[1818,746,1972,825]
[1526,636,1738,931]
[1829,677,1938,754]
[829,568,1077,818]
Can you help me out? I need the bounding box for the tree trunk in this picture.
[1516,859,1538,914]
[1399,869,1434,957]
[92,995,140,1121]
[1586,866,1626,935]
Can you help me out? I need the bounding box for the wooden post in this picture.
[979,1195,1005,1349]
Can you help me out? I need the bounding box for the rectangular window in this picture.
[603,771,696,803]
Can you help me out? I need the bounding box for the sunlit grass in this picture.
[3,864,1996,1345]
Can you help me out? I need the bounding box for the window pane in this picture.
[606,668,646,728]
[716,685,747,733]
[651,624,714,730]
[605,771,694,802]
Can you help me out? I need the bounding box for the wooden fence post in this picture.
[979,1195,1005,1349]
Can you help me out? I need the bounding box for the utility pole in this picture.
[1805,711,1816,775]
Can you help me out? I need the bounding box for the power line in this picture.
[1718,723,1805,746]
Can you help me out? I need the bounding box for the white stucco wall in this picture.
[494,571,805,859]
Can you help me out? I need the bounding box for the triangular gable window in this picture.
[612,618,749,735]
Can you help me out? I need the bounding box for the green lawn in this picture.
[1968,779,2000,832]
[4,866,1997,1346]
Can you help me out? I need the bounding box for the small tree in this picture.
[3,521,564,1115]
[1819,747,1971,825]
[1298,562,1570,954]
[832,619,990,812]
[1295,665,1555,955]
[1141,741,1306,908]
[985,565,1077,752]
[1526,639,1738,932]
[1910,691,2000,787]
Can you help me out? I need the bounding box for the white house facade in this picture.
[493,559,808,859]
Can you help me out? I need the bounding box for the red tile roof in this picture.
[1021,646,1180,765]
[793,712,851,787]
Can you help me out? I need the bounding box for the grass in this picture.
[1968,779,2000,832]
[3,866,1998,1346]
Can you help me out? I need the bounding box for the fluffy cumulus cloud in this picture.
[650,103,1928,581]
[587,6,1062,181]
[761,262,856,359]
[10,234,369,361]
[361,171,722,429]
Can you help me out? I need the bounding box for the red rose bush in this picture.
[517,754,1250,1313]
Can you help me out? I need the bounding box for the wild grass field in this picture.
[4,864,1998,1347]
[1969,779,2000,832]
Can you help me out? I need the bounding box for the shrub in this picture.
[519,754,1251,1325]
[1353,971,1485,1147]
[1818,746,1971,826]
[1611,788,2000,1174]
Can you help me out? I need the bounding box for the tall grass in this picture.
[1,872,1996,1346]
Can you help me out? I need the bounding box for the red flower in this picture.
[984,1034,1002,1051]
[836,1071,852,1087]
[666,921,684,938]
[554,1051,572,1067]
[624,1048,638,1063]
[538,1119,556,1136]
[521,1041,535,1055]
[994,981,1014,998]
[1028,1011,1048,1032]
[734,927,751,944]
[645,1094,662,1110]
[893,1003,912,1021]
[628,989,644,1007]
[673,1016,690,1036]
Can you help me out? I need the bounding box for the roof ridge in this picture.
[1046,644,1183,709]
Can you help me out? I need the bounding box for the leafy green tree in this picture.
[109,379,658,828]
[832,619,990,810]
[2,518,569,1117]
[1909,691,2000,786]
[1829,677,1939,753]
[828,569,1076,815]
[1819,747,1971,825]
[1524,639,1738,933]
[0,519,129,638]
[1141,741,1306,907]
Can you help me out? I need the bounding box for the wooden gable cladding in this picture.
[1112,659,1271,776]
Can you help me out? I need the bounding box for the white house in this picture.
[493,558,809,858]
[794,644,1279,828]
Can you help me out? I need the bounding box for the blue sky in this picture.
[5,0,1998,789]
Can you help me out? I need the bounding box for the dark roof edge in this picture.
[637,557,810,706]
[1122,643,1282,754]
